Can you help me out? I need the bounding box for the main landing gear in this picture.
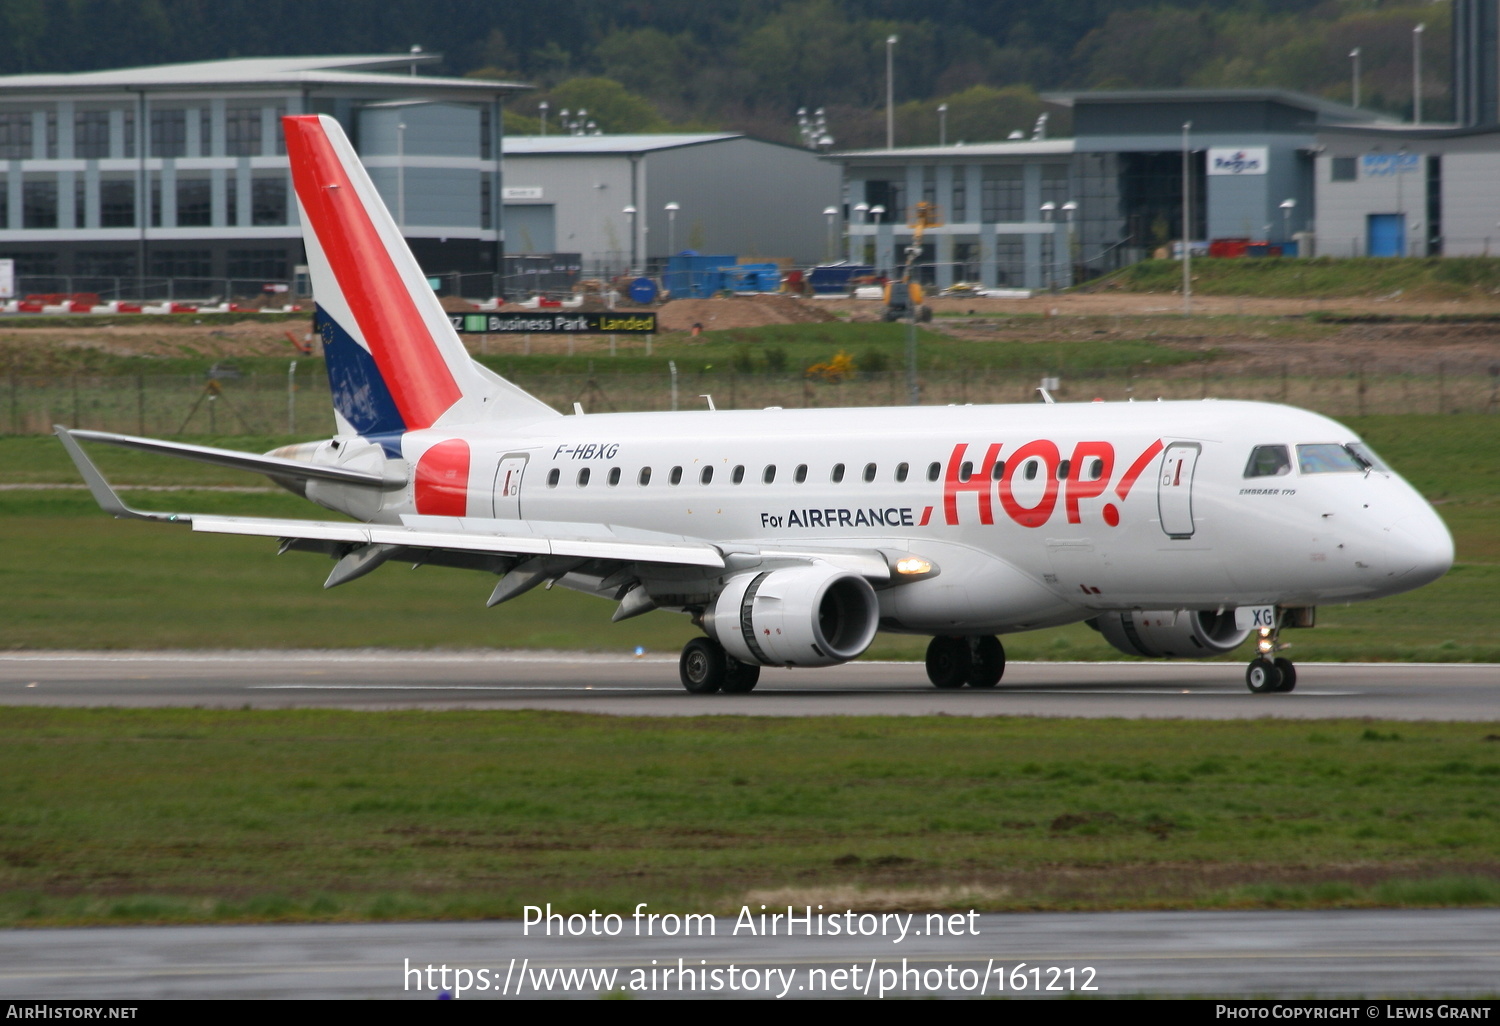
[679,637,761,694]
[1245,619,1296,694]
[925,636,1006,689]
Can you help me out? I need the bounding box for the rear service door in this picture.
[1157,442,1200,538]
[492,454,528,519]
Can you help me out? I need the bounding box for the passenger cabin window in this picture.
[927,462,941,482]
[732,465,745,484]
[991,461,1005,480]
[700,466,713,484]
[670,466,683,485]
[638,467,652,486]
[607,467,621,486]
[1023,460,1039,481]
[1087,458,1104,480]
[959,461,973,482]
[547,468,560,487]
[1244,445,1291,478]
[863,462,876,482]
[895,462,909,482]
[1297,443,1365,474]
[576,468,591,487]
[831,463,845,483]
[1057,460,1071,480]
[795,464,808,483]
[763,465,776,484]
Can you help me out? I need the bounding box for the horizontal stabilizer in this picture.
[66,429,405,489]
[54,426,186,523]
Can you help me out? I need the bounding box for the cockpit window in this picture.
[1244,445,1291,478]
[1346,442,1389,473]
[1296,443,1365,474]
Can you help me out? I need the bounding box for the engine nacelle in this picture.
[1089,609,1250,659]
[707,566,879,668]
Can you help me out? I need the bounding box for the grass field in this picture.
[1098,256,1500,299]
[0,709,1496,926]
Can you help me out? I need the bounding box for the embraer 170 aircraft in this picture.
[57,115,1454,695]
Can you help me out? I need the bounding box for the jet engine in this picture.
[1089,609,1251,659]
[706,566,879,668]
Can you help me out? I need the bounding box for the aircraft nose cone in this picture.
[1387,511,1455,589]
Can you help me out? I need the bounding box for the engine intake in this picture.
[708,566,879,667]
[1089,609,1250,659]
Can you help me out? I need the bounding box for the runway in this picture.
[3,909,1498,999]
[1,651,1497,719]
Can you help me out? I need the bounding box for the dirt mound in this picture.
[656,295,839,332]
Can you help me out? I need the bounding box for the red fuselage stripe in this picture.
[284,116,461,430]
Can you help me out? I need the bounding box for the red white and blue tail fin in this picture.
[283,114,557,442]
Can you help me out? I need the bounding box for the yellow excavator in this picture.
[881,200,939,323]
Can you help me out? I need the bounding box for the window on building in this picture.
[75,251,136,278]
[1331,157,1356,182]
[150,109,186,158]
[226,176,238,227]
[951,176,966,222]
[0,112,32,159]
[251,177,287,225]
[981,168,1023,222]
[1041,165,1070,207]
[480,178,492,230]
[74,111,110,159]
[101,182,135,224]
[45,111,56,158]
[151,250,212,278]
[22,179,57,229]
[227,248,288,280]
[200,109,213,156]
[149,174,161,227]
[0,251,56,276]
[226,107,262,156]
[273,106,287,155]
[74,179,86,228]
[122,109,135,158]
[176,178,212,227]
[480,108,492,159]
[0,183,6,229]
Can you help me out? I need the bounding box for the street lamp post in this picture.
[664,202,680,257]
[1040,201,1056,290]
[853,202,869,262]
[396,120,407,235]
[1280,198,1296,247]
[823,206,839,263]
[623,205,637,275]
[885,35,898,149]
[1413,23,1425,124]
[538,100,549,136]
[1350,48,1362,108]
[937,103,948,147]
[870,204,886,276]
[1061,200,1078,287]
[1182,120,1193,316]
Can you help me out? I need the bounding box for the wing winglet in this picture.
[53,425,189,524]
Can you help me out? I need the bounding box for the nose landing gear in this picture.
[1245,619,1296,693]
[926,635,1006,689]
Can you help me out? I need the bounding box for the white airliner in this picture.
[56,115,1454,695]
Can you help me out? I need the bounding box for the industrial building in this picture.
[500,134,842,275]
[0,54,521,297]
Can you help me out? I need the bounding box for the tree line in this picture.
[0,0,1453,147]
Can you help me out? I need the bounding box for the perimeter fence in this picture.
[4,359,1496,438]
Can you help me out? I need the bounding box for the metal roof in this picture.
[1045,88,1397,125]
[831,139,1075,160]
[0,55,526,94]
[503,133,743,155]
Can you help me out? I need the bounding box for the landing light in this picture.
[896,558,933,576]
[1257,627,1274,654]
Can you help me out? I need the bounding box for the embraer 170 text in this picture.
[57,115,1454,695]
